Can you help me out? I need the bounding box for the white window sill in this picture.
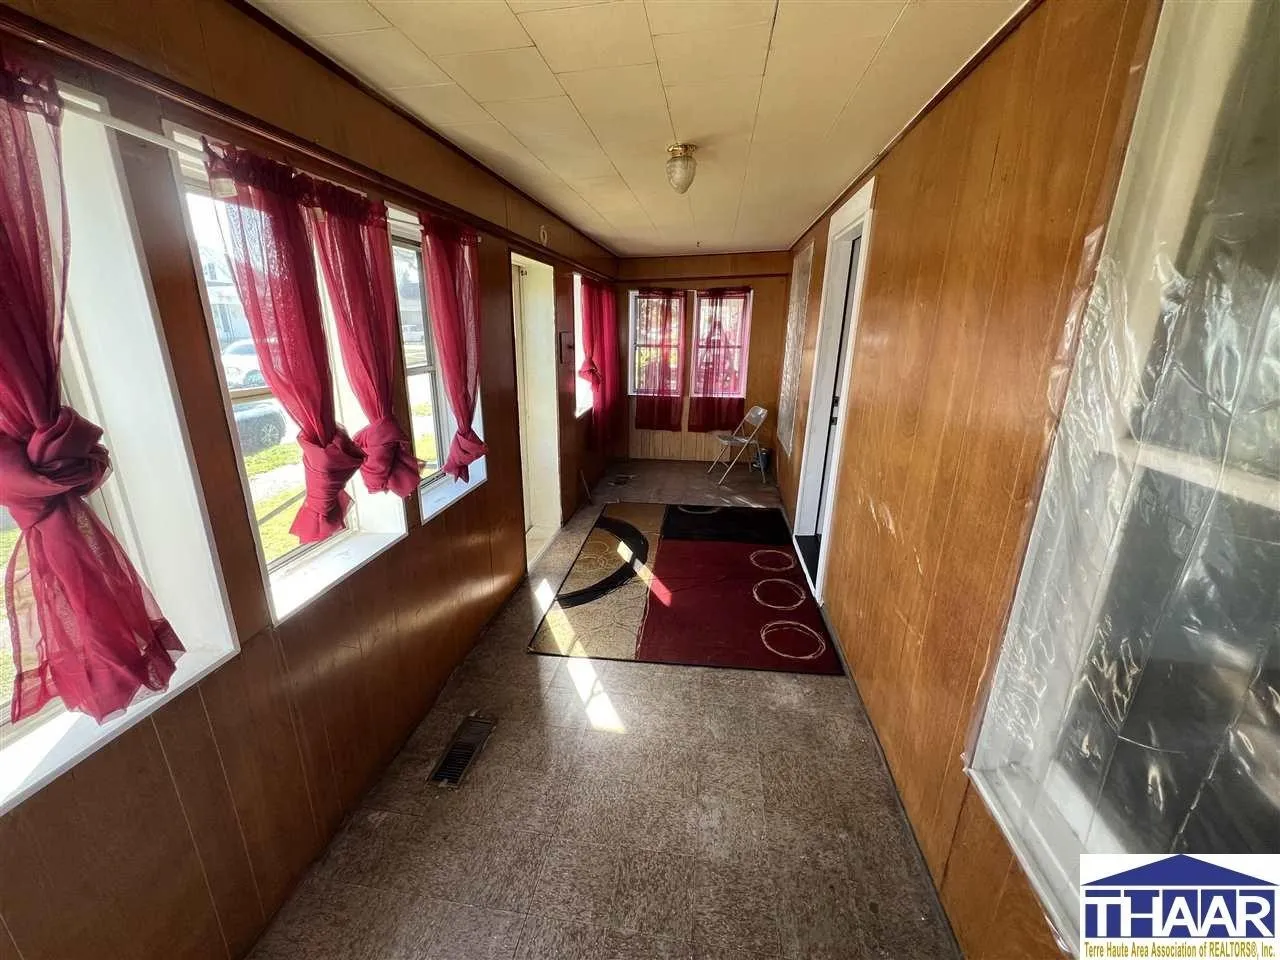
[0,644,237,817]
[575,406,592,419]
[270,529,405,622]
[419,457,488,524]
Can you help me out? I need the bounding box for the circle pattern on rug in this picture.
[760,621,827,660]
[752,578,805,611]
[749,548,795,572]
[676,504,722,515]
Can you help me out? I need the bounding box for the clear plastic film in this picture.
[966,0,1280,951]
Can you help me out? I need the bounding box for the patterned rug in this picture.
[528,502,842,674]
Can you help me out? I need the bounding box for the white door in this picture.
[511,264,532,533]
[814,236,861,538]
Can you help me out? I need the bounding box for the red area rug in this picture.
[636,538,841,674]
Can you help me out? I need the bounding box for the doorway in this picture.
[511,253,560,568]
[793,179,875,600]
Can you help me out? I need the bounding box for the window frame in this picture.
[572,273,592,417]
[628,289,686,398]
[0,96,237,811]
[182,180,339,576]
[689,289,753,400]
[389,233,449,488]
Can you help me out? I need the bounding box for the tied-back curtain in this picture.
[419,214,485,481]
[632,289,684,431]
[688,288,751,432]
[205,142,363,541]
[0,59,182,723]
[578,276,621,451]
[303,179,421,496]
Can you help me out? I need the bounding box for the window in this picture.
[629,289,685,395]
[391,241,445,479]
[179,135,407,620]
[968,2,1280,950]
[691,290,751,399]
[385,207,487,523]
[186,190,311,570]
[573,273,592,416]
[0,95,233,813]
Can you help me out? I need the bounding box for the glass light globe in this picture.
[666,146,697,194]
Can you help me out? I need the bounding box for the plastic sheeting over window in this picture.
[967,0,1280,951]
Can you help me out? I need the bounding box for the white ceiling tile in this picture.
[653,21,770,84]
[391,83,492,125]
[316,29,452,89]
[518,1,655,73]
[485,96,594,140]
[437,120,534,163]
[435,47,563,102]
[254,0,1017,255]
[561,63,674,145]
[372,0,531,56]
[771,0,905,50]
[508,0,601,12]
[256,0,386,37]
[523,135,618,180]
[644,0,775,36]
[665,76,761,143]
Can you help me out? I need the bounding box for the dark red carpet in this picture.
[637,536,841,674]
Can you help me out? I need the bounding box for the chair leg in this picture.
[707,443,726,474]
[718,443,750,485]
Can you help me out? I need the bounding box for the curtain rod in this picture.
[62,99,205,163]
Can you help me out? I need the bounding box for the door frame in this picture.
[793,178,875,602]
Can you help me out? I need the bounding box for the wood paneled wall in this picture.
[773,0,1158,956]
[618,276,788,462]
[0,14,560,960]
[616,251,791,284]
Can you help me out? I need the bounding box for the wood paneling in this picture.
[772,0,1158,955]
[0,36,534,960]
[620,277,788,462]
[616,251,791,283]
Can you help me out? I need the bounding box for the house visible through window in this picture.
[392,240,446,481]
[691,289,751,399]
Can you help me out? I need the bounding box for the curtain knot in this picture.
[578,358,602,387]
[0,407,110,529]
[291,429,364,543]
[443,428,486,483]
[353,417,421,498]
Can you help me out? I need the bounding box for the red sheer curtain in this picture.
[420,214,486,481]
[0,59,182,723]
[303,179,420,497]
[688,288,751,432]
[632,289,684,431]
[578,276,621,451]
[205,142,363,542]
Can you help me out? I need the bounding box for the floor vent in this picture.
[429,714,497,788]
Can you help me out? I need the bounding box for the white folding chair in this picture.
[707,405,768,485]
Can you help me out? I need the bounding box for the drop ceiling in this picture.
[251,0,1023,256]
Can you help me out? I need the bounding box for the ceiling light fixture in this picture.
[666,143,697,194]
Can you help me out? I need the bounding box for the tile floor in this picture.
[250,460,958,960]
